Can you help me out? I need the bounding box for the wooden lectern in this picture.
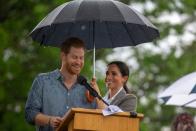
[56,108,143,131]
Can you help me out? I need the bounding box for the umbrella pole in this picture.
[93,21,96,78]
[93,43,96,78]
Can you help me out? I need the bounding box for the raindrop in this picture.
[81,25,86,30]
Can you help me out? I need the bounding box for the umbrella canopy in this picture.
[30,0,159,49]
[158,72,196,108]
[165,94,196,108]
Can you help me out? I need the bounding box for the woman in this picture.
[90,61,137,112]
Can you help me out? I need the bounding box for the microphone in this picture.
[77,76,109,106]
[130,112,137,118]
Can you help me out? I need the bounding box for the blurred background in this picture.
[0,0,195,130]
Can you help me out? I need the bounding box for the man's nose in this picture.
[75,58,82,64]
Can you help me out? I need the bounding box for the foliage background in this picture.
[0,0,195,130]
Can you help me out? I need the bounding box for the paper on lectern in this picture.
[102,105,123,116]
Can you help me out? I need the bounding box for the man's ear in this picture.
[60,52,64,60]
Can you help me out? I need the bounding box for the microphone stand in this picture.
[96,94,109,106]
[85,84,109,106]
[77,76,109,106]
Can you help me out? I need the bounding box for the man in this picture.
[25,37,96,131]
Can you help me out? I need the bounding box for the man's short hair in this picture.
[61,37,85,54]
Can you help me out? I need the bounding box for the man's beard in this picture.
[66,64,81,75]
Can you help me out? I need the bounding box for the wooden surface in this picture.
[56,108,144,131]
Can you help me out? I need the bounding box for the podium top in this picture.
[69,108,143,117]
[56,108,144,131]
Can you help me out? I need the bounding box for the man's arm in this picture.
[35,113,63,128]
[25,76,63,128]
[25,77,43,125]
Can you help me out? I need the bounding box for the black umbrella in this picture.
[30,0,159,76]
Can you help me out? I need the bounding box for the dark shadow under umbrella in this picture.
[30,0,160,76]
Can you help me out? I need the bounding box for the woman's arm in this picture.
[90,78,107,109]
[118,94,137,112]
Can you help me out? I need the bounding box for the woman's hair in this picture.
[171,113,195,131]
[108,61,130,93]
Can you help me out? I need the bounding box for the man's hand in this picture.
[35,113,63,128]
[49,116,63,128]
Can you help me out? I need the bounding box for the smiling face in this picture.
[105,64,127,90]
[61,47,84,75]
